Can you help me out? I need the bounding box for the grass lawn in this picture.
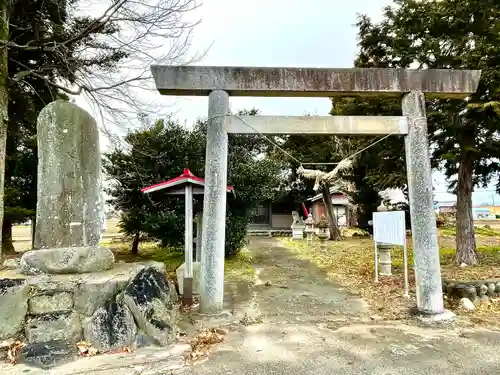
[278,226,500,324]
[10,217,255,283]
[105,240,255,283]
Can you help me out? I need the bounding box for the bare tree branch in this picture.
[6,0,204,136]
[61,0,129,48]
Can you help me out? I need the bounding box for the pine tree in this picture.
[339,0,500,264]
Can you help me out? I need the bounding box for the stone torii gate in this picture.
[151,66,481,318]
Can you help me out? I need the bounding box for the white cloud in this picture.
[77,0,393,134]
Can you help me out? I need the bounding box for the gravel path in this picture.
[174,237,500,375]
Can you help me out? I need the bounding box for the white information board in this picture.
[373,211,406,246]
[372,210,409,297]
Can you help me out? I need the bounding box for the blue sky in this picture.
[78,0,499,206]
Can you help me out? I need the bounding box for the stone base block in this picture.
[26,311,82,344]
[413,308,455,323]
[123,267,179,346]
[0,261,179,368]
[176,262,201,295]
[20,340,78,369]
[0,279,29,339]
[291,229,304,240]
[20,246,115,275]
[29,292,73,315]
[83,298,137,352]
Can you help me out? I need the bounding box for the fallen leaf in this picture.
[76,341,99,357]
[6,341,24,365]
[76,341,91,352]
[239,313,264,326]
[188,328,226,361]
[108,346,134,354]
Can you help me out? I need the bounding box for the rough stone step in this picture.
[0,279,29,340]
[29,292,74,315]
[25,311,82,344]
[83,298,137,352]
[20,340,78,369]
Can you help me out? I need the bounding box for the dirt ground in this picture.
[3,236,500,374]
[217,238,370,323]
[277,230,500,323]
[172,237,500,375]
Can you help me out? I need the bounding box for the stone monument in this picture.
[291,211,305,240]
[21,100,114,274]
[0,101,180,367]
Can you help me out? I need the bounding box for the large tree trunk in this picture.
[455,153,478,265]
[0,2,8,262]
[1,217,14,255]
[131,231,140,255]
[320,184,341,241]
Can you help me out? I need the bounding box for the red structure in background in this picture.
[140,168,234,305]
[141,168,234,195]
[301,202,309,217]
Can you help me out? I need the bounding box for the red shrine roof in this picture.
[141,168,234,194]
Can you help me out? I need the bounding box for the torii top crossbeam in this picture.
[151,65,480,98]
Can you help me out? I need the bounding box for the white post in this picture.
[200,90,229,314]
[184,184,194,305]
[196,211,203,263]
[403,241,409,298]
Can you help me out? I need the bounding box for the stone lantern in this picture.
[304,214,315,245]
[376,203,392,276]
[377,201,388,212]
[316,215,329,248]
